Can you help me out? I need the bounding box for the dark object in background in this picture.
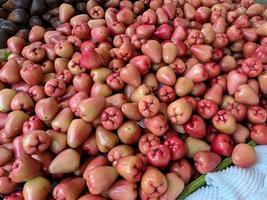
[15,29,30,41]
[2,0,32,11]
[49,7,60,16]
[95,0,107,4]
[30,0,48,15]
[0,0,89,48]
[0,30,9,48]
[42,12,52,23]
[8,9,29,24]
[12,0,32,10]
[0,0,7,4]
[0,8,9,18]
[63,0,76,4]
[76,2,87,13]
[46,0,62,9]
[50,17,62,29]
[0,20,19,34]
[29,16,45,28]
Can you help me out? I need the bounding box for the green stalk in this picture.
[177,140,257,200]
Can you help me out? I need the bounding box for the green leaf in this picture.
[177,140,257,200]
[0,49,11,61]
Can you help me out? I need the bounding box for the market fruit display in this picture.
[0,0,267,199]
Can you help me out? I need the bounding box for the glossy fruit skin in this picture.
[197,99,218,119]
[138,95,160,118]
[211,134,234,157]
[147,144,171,169]
[194,151,221,174]
[242,57,263,78]
[212,110,237,134]
[3,191,24,200]
[170,159,193,184]
[1,1,267,199]
[95,125,119,153]
[53,177,85,200]
[86,166,118,195]
[83,156,109,180]
[141,167,168,198]
[225,102,247,122]
[250,124,267,144]
[35,98,59,121]
[4,110,30,138]
[67,118,93,148]
[160,172,185,200]
[107,179,137,200]
[138,133,161,155]
[185,136,211,158]
[144,114,169,136]
[22,130,51,154]
[20,62,43,86]
[163,134,187,160]
[184,115,207,139]
[77,96,106,122]
[23,176,51,200]
[100,106,124,130]
[116,155,144,183]
[247,106,267,124]
[167,99,192,125]
[48,149,80,174]
[231,144,257,168]
[157,85,176,103]
[9,155,41,183]
[22,116,44,134]
[106,72,125,91]
[117,121,141,144]
[108,145,134,167]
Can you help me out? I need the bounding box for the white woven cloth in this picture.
[186,145,267,200]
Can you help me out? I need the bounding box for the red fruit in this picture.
[170,159,192,184]
[138,133,161,155]
[72,23,91,40]
[195,6,211,23]
[138,95,160,118]
[191,45,213,63]
[231,144,256,168]
[247,105,267,124]
[147,144,171,169]
[203,62,221,79]
[100,107,124,131]
[187,30,204,46]
[197,99,218,119]
[44,79,66,98]
[106,73,125,91]
[225,102,247,122]
[129,55,151,75]
[81,48,102,69]
[250,124,267,144]
[157,85,176,103]
[211,134,234,157]
[242,57,263,78]
[184,115,206,139]
[144,114,169,136]
[253,45,267,63]
[163,134,187,160]
[154,23,173,40]
[194,151,221,174]
[120,64,141,87]
[185,63,208,83]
